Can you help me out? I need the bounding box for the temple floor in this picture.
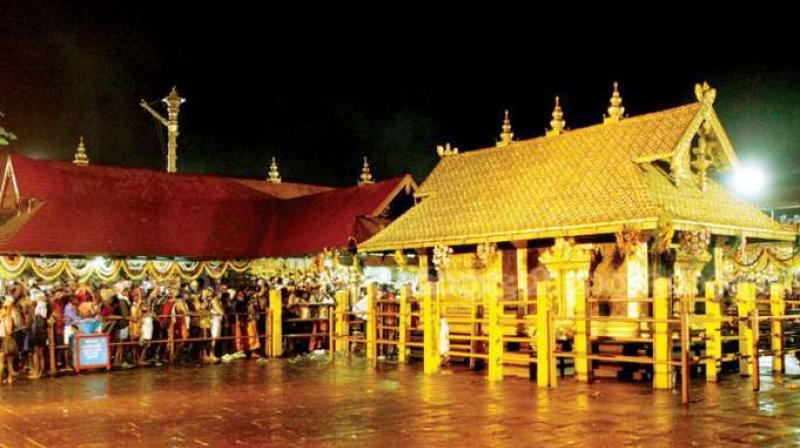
[2,357,800,447]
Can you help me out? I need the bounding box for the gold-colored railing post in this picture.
[168,320,175,361]
[536,282,556,388]
[653,277,670,389]
[738,282,755,376]
[752,305,761,391]
[269,289,283,357]
[366,282,377,361]
[574,275,589,382]
[329,305,335,357]
[680,296,691,405]
[487,279,503,382]
[335,290,348,354]
[705,281,721,382]
[398,284,410,363]
[422,281,440,374]
[48,322,57,376]
[770,283,785,374]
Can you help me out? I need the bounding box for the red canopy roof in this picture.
[0,154,414,259]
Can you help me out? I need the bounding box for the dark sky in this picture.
[2,3,799,192]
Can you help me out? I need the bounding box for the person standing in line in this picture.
[0,297,18,384]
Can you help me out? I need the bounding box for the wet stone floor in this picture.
[2,357,800,447]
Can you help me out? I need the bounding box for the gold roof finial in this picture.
[267,157,281,183]
[359,156,374,185]
[694,81,717,105]
[496,110,514,147]
[73,136,89,166]
[546,96,566,137]
[436,143,459,158]
[604,82,625,124]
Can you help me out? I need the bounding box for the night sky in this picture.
[2,4,798,196]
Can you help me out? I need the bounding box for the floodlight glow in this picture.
[733,165,767,198]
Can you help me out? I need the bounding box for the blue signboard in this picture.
[74,333,111,371]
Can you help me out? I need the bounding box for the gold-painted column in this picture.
[539,238,591,383]
[335,290,349,353]
[770,283,785,373]
[515,244,529,313]
[269,289,283,357]
[398,283,410,363]
[422,280,440,374]
[653,278,671,389]
[536,282,556,388]
[704,281,722,382]
[487,253,504,382]
[366,282,377,360]
[573,274,590,382]
[737,282,755,376]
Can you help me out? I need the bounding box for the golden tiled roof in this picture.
[361,101,793,251]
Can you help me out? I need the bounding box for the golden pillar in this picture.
[366,282,377,360]
[653,278,671,389]
[484,247,504,382]
[704,281,722,381]
[539,238,591,381]
[770,283,785,373]
[335,290,349,353]
[737,282,756,376]
[536,282,556,387]
[398,284,410,363]
[514,243,529,313]
[269,289,283,357]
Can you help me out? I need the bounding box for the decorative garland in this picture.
[0,255,255,282]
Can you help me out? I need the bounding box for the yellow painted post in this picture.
[422,281,440,374]
[574,275,589,382]
[770,283,785,374]
[516,246,529,313]
[487,280,503,382]
[335,290,348,353]
[704,281,721,382]
[737,282,755,376]
[536,282,556,388]
[653,277,670,389]
[366,282,377,361]
[398,284,410,363]
[269,289,283,357]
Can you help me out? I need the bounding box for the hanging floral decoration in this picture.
[0,255,255,282]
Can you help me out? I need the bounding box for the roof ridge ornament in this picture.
[267,156,281,183]
[694,81,717,105]
[604,82,625,124]
[73,136,89,166]
[546,96,566,137]
[496,110,514,147]
[436,142,459,158]
[358,156,374,185]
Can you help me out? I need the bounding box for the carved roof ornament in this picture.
[73,136,89,166]
[496,110,514,147]
[436,142,459,158]
[694,81,717,105]
[394,249,407,268]
[432,244,453,271]
[539,237,591,271]
[615,225,643,258]
[358,156,374,185]
[546,96,566,137]
[267,157,281,183]
[604,82,625,124]
[691,123,713,191]
[475,241,498,269]
[676,229,712,264]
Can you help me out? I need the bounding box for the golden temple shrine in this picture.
[357,83,798,401]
